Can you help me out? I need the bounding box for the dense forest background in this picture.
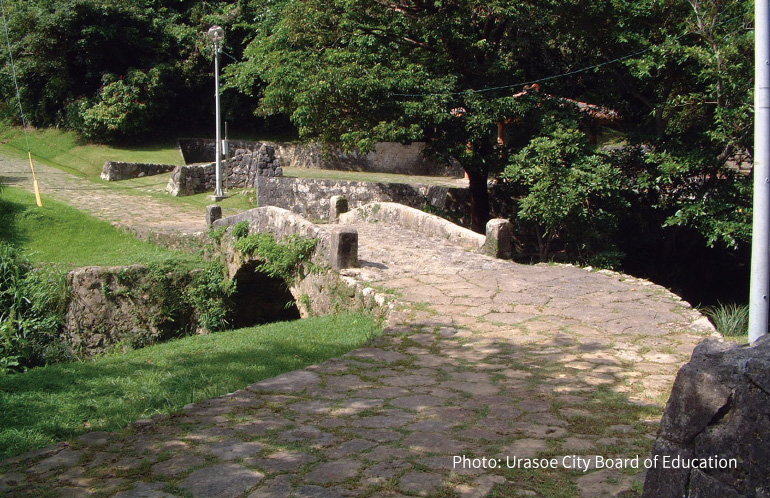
[0,0,755,305]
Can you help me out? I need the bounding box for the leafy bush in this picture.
[0,243,71,373]
[70,66,173,142]
[185,263,236,332]
[232,221,250,240]
[234,233,318,282]
[503,125,629,263]
[702,302,749,337]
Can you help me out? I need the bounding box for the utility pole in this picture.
[749,0,770,344]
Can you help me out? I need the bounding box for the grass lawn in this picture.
[0,127,184,178]
[0,312,381,459]
[0,186,202,267]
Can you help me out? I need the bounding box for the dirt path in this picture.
[0,153,715,497]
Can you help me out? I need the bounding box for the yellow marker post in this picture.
[27,151,42,207]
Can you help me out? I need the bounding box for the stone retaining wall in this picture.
[64,265,200,356]
[167,145,281,196]
[256,176,516,228]
[178,138,265,165]
[340,202,486,253]
[276,142,464,178]
[256,176,469,222]
[178,138,463,177]
[100,162,176,181]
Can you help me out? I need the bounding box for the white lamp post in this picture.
[207,25,226,200]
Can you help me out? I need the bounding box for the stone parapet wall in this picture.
[167,145,281,196]
[256,176,466,222]
[100,162,176,181]
[340,202,485,253]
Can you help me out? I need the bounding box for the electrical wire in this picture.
[1,0,43,205]
[391,13,748,98]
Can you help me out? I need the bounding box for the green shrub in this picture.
[234,233,318,282]
[702,302,749,337]
[0,243,72,373]
[503,125,629,263]
[70,66,173,142]
[208,225,228,244]
[232,221,250,240]
[185,263,236,332]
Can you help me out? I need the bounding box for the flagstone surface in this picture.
[0,152,717,497]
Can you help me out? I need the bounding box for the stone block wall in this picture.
[167,145,281,196]
[255,176,516,228]
[64,265,198,356]
[256,176,464,222]
[178,138,265,164]
[179,137,464,178]
[100,161,176,181]
[276,142,465,178]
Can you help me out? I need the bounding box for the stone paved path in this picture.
[0,152,204,235]
[0,153,716,497]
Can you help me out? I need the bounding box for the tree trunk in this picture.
[467,169,490,234]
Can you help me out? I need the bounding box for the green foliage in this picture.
[208,225,228,244]
[230,0,561,231]
[702,302,749,337]
[232,220,250,240]
[69,67,174,142]
[0,0,261,141]
[112,261,236,342]
[0,311,380,458]
[234,233,318,282]
[185,264,236,332]
[504,126,629,263]
[0,243,72,373]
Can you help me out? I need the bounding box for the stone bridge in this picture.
[0,152,718,497]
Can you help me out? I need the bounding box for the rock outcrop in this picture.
[642,336,770,498]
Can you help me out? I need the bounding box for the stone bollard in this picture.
[482,218,513,259]
[329,227,358,270]
[206,205,223,226]
[329,195,350,222]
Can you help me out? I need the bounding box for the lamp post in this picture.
[207,25,226,200]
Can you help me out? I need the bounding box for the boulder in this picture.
[642,336,770,498]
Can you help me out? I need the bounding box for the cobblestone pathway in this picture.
[0,153,204,235]
[0,153,716,497]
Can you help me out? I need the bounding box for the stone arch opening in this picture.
[230,261,300,328]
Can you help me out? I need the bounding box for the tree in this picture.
[230,0,577,232]
[0,0,260,141]
[504,124,629,263]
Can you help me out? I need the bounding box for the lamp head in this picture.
[207,26,224,44]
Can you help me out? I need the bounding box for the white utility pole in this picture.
[208,25,225,200]
[749,0,770,344]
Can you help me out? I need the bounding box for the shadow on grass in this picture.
[0,193,28,248]
[0,314,378,460]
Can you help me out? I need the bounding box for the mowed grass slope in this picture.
[0,312,381,459]
[0,186,201,267]
[0,127,183,178]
